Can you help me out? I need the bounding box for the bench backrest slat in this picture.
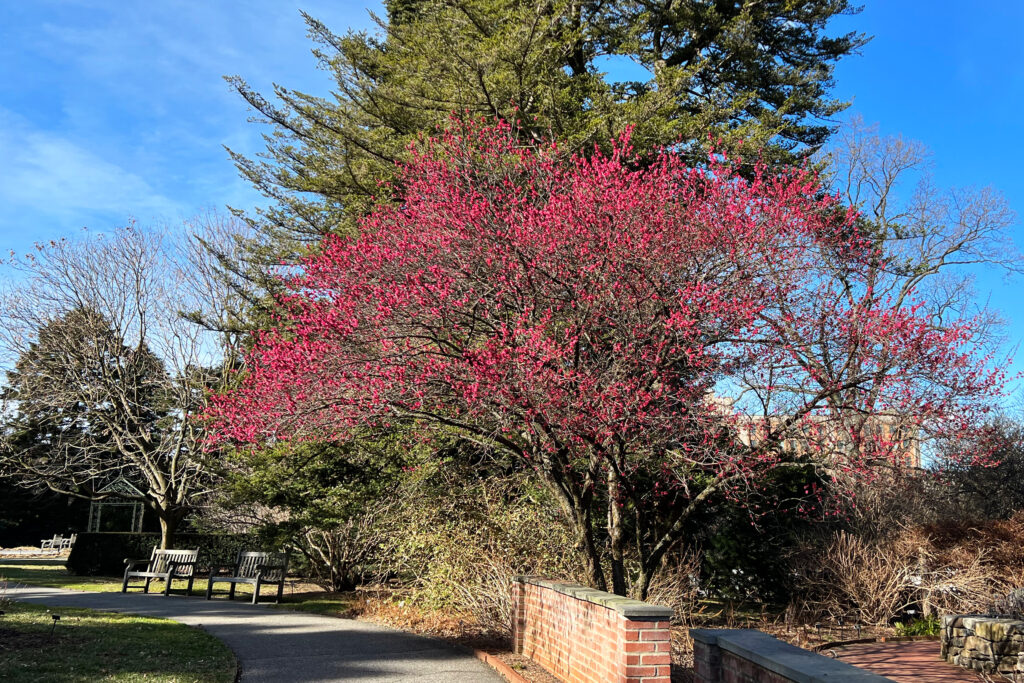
[236,552,268,579]
[149,548,198,575]
[235,551,288,580]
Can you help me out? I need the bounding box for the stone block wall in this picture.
[511,576,673,683]
[691,629,891,683]
[942,615,1024,676]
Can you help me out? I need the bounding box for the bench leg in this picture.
[186,577,194,597]
[252,578,262,605]
[143,577,151,594]
[206,580,213,600]
[276,581,284,604]
[163,576,172,597]
[228,583,236,601]
[122,571,130,593]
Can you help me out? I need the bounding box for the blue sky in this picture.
[1,1,1022,387]
[0,1,382,245]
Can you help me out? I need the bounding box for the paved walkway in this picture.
[833,640,991,682]
[7,585,502,682]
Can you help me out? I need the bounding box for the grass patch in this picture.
[0,602,236,683]
[0,560,256,597]
[1,560,122,592]
[2,558,364,619]
[273,591,359,617]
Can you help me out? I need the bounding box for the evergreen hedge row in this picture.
[66,532,261,576]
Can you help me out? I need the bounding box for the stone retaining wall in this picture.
[511,576,673,683]
[691,629,891,683]
[942,615,1024,676]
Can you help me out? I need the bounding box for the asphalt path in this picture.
[7,584,502,682]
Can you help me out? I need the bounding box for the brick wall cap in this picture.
[514,576,673,619]
[690,629,894,683]
[689,628,725,645]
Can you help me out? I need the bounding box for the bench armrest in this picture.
[124,558,150,569]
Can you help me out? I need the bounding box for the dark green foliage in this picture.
[894,615,941,636]
[688,464,825,602]
[227,440,399,527]
[1,308,168,496]
[220,0,866,316]
[218,436,410,591]
[0,482,89,547]
[0,307,205,548]
[66,533,259,576]
[938,418,1024,520]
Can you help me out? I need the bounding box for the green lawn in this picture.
[0,559,257,597]
[1,559,123,592]
[273,591,359,616]
[0,602,236,683]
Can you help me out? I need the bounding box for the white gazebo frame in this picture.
[87,478,146,533]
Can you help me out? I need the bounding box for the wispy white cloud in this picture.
[0,108,184,233]
[0,1,381,249]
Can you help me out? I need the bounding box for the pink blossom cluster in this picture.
[210,120,1004,491]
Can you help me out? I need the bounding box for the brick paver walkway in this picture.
[832,640,992,682]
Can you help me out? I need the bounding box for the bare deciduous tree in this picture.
[753,117,1024,473]
[0,223,230,547]
[823,116,1018,332]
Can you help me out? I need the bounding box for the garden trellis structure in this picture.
[88,478,145,533]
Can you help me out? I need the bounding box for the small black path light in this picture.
[48,614,60,640]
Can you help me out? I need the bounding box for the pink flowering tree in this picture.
[210,121,1005,597]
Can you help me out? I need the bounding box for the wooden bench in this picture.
[40,534,63,550]
[122,548,199,597]
[205,551,288,604]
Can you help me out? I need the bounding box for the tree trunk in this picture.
[575,507,607,592]
[635,564,655,602]
[155,507,185,549]
[607,470,627,596]
[535,453,606,591]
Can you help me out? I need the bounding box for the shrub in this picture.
[894,615,941,636]
[790,524,1020,624]
[66,533,261,576]
[993,587,1024,618]
[793,530,919,624]
[384,464,584,634]
[640,549,703,624]
[922,512,1024,573]
[206,438,409,592]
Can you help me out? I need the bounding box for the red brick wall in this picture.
[692,634,791,683]
[512,578,672,683]
[719,652,792,683]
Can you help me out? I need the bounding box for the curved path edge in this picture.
[7,585,501,682]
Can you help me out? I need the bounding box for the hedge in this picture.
[66,532,262,576]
